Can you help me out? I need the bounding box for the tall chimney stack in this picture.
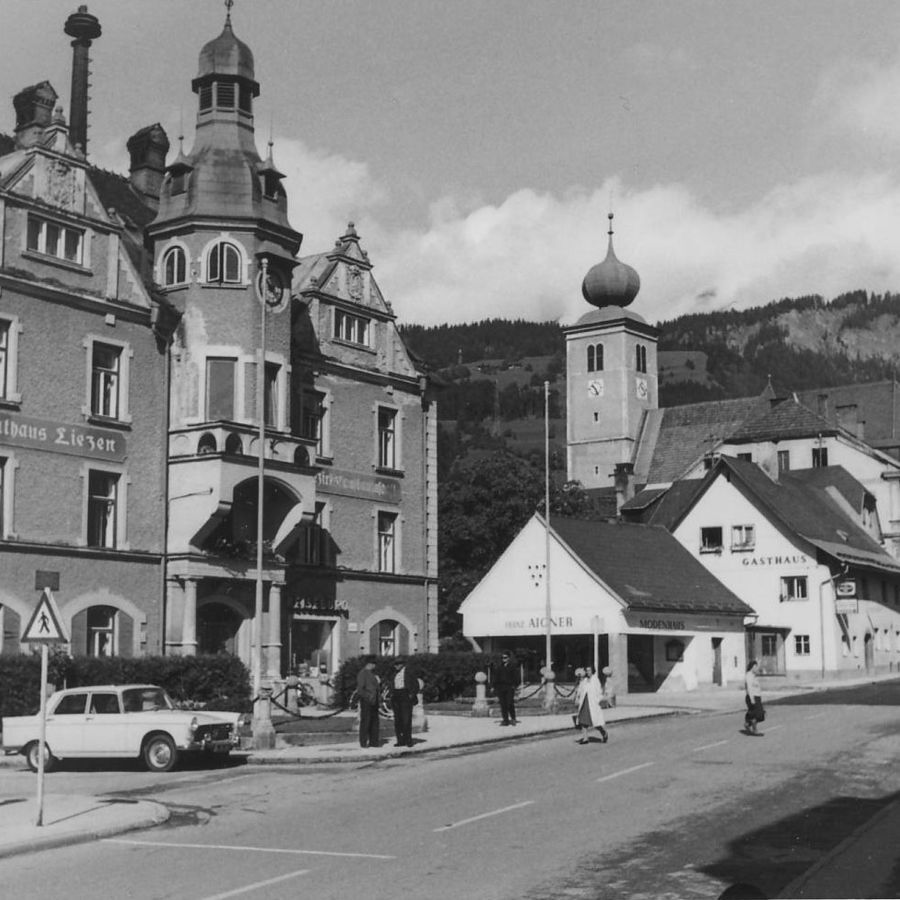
[64,5,101,156]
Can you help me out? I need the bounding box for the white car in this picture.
[1,684,250,773]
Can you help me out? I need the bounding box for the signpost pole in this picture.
[35,643,48,826]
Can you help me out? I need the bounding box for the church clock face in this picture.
[587,378,604,397]
[636,377,648,400]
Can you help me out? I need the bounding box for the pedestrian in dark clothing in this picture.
[390,659,418,747]
[493,651,520,726]
[356,656,381,748]
[743,659,764,736]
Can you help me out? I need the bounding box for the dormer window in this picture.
[207,241,241,284]
[162,246,187,286]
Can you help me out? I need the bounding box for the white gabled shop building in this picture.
[459,514,753,693]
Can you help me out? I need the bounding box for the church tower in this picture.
[565,214,658,489]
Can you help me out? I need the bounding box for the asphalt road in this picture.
[2,682,899,900]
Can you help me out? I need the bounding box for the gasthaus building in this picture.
[459,514,753,693]
[0,6,439,682]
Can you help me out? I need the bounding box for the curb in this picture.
[0,801,170,861]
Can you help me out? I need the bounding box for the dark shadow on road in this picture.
[768,678,900,707]
[699,790,900,898]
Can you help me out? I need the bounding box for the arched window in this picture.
[197,432,217,454]
[635,344,647,374]
[587,345,595,373]
[595,343,604,371]
[224,432,243,455]
[162,246,187,286]
[207,241,242,284]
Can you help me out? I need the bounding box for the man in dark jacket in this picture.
[356,656,381,748]
[390,659,418,747]
[493,651,520,726]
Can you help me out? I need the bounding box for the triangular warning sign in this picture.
[22,588,68,643]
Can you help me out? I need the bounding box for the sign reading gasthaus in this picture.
[0,413,126,461]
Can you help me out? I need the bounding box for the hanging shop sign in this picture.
[0,412,125,461]
[292,595,349,615]
[316,467,401,503]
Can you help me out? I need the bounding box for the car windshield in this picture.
[122,688,174,713]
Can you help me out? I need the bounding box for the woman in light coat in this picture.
[574,666,609,744]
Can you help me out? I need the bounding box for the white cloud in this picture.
[368,171,900,327]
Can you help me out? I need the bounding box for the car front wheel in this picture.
[143,734,178,772]
[25,741,56,773]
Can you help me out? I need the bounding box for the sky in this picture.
[5,0,900,327]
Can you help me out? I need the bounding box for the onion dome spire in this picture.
[581,212,641,309]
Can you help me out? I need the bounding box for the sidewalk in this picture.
[0,672,897,898]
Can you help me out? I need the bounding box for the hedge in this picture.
[333,651,513,707]
[0,652,251,719]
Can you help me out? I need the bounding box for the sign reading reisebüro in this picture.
[0,412,126,461]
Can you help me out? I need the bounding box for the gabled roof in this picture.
[644,395,772,483]
[621,479,705,530]
[727,395,839,443]
[677,457,900,575]
[786,465,871,515]
[549,516,753,616]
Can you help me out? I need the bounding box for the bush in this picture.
[0,653,251,719]
[333,651,509,707]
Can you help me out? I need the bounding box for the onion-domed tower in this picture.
[565,214,658,489]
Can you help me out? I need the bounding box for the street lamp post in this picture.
[542,380,557,711]
[252,257,275,748]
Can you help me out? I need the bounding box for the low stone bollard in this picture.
[542,670,559,713]
[413,677,428,733]
[471,671,490,717]
[252,685,277,749]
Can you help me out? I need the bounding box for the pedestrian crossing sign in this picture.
[22,588,68,643]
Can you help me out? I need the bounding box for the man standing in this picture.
[390,658,418,747]
[356,656,381,748]
[493,650,520,726]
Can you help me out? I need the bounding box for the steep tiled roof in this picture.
[645,395,770,483]
[728,395,839,443]
[794,381,900,449]
[550,516,753,615]
[702,458,900,574]
[88,168,157,231]
[785,465,870,514]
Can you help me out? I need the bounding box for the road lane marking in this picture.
[199,869,310,900]
[433,800,534,832]
[597,762,654,782]
[104,838,395,859]
[692,740,729,752]
[805,713,825,720]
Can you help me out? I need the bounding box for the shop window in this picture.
[377,511,397,573]
[206,357,236,421]
[780,576,808,602]
[731,524,755,551]
[27,215,84,264]
[700,526,723,553]
[812,446,828,468]
[794,634,811,656]
[665,639,684,662]
[162,246,187,286]
[377,407,398,469]
[207,241,241,284]
[87,606,116,656]
[87,470,120,549]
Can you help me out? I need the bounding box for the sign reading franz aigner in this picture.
[316,467,401,503]
[0,412,126,461]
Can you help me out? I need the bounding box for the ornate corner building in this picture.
[0,7,439,680]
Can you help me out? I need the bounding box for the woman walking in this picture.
[574,666,608,744]
[744,659,764,735]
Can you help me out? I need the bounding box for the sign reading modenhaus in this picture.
[0,413,126,461]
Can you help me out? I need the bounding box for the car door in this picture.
[81,691,128,755]
[44,691,89,756]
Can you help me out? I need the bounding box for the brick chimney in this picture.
[613,462,635,515]
[126,124,170,205]
[13,82,58,148]
[64,5,101,156]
